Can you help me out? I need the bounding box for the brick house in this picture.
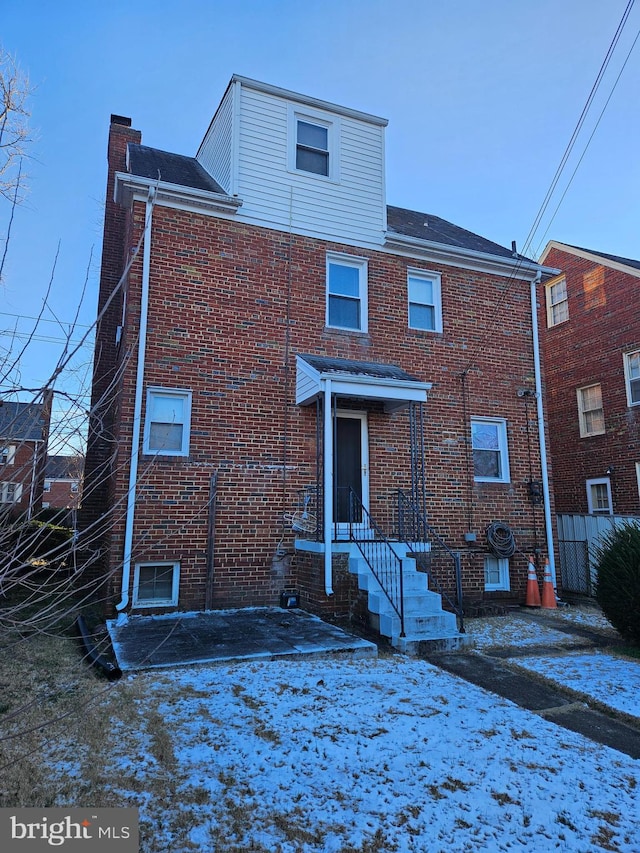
[83,76,557,645]
[43,455,83,512]
[0,396,52,518]
[538,241,640,516]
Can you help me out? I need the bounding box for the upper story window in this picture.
[44,480,51,492]
[586,477,612,514]
[326,254,368,332]
[471,417,510,483]
[296,120,329,176]
[0,482,22,503]
[289,106,339,181]
[546,277,568,327]
[577,384,604,437]
[624,350,640,406]
[408,270,442,333]
[1,445,15,466]
[143,388,192,457]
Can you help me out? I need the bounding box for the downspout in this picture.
[530,271,557,587]
[116,186,155,615]
[322,378,334,596]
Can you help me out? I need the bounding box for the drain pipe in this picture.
[322,378,334,596]
[117,186,155,615]
[530,270,557,588]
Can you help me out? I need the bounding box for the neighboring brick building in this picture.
[43,455,83,512]
[539,241,640,516]
[83,76,557,642]
[0,396,52,518]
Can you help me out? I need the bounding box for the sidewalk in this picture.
[425,608,640,760]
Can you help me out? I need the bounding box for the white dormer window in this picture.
[297,120,329,176]
[288,106,339,181]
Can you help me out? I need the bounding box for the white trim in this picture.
[484,556,510,591]
[326,253,368,333]
[586,478,613,515]
[114,173,243,216]
[407,268,443,333]
[143,387,192,457]
[545,275,569,327]
[288,105,340,182]
[132,561,180,608]
[296,355,431,412]
[636,462,640,503]
[334,410,369,535]
[540,241,640,280]
[230,75,388,127]
[471,417,510,483]
[623,350,640,407]
[386,231,556,280]
[0,445,15,465]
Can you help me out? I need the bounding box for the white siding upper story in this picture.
[196,76,388,248]
[197,81,234,194]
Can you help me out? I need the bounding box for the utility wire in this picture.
[461,0,637,376]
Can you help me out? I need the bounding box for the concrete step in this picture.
[380,610,458,639]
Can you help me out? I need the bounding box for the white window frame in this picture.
[70,482,79,494]
[484,556,510,591]
[43,480,51,492]
[0,482,23,503]
[623,350,640,407]
[407,269,443,333]
[545,276,568,327]
[586,478,613,515]
[143,388,192,457]
[132,562,180,608]
[288,106,340,181]
[471,417,510,483]
[636,462,640,504]
[326,253,368,333]
[1,445,15,465]
[577,384,605,438]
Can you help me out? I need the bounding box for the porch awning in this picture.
[296,354,431,412]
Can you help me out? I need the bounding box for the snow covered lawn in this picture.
[47,652,639,853]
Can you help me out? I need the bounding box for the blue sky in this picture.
[1,0,639,446]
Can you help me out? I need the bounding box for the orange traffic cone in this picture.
[524,555,541,607]
[541,559,557,609]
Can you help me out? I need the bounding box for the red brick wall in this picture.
[99,202,550,613]
[539,247,640,514]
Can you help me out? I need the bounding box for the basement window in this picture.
[133,562,180,608]
[484,556,510,591]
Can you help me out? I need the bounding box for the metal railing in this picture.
[397,490,465,633]
[349,489,405,638]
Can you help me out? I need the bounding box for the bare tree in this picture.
[0,47,31,204]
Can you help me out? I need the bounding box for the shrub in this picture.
[594,522,640,645]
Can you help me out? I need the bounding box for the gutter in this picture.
[322,378,334,596]
[116,187,155,615]
[530,271,557,588]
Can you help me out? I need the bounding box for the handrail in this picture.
[397,490,465,633]
[348,489,405,638]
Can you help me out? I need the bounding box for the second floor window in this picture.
[577,384,604,437]
[624,350,640,406]
[326,255,367,332]
[546,277,568,327]
[408,270,442,332]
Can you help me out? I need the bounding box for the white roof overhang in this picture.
[296,356,431,413]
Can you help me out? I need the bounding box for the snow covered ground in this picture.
[48,606,639,852]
